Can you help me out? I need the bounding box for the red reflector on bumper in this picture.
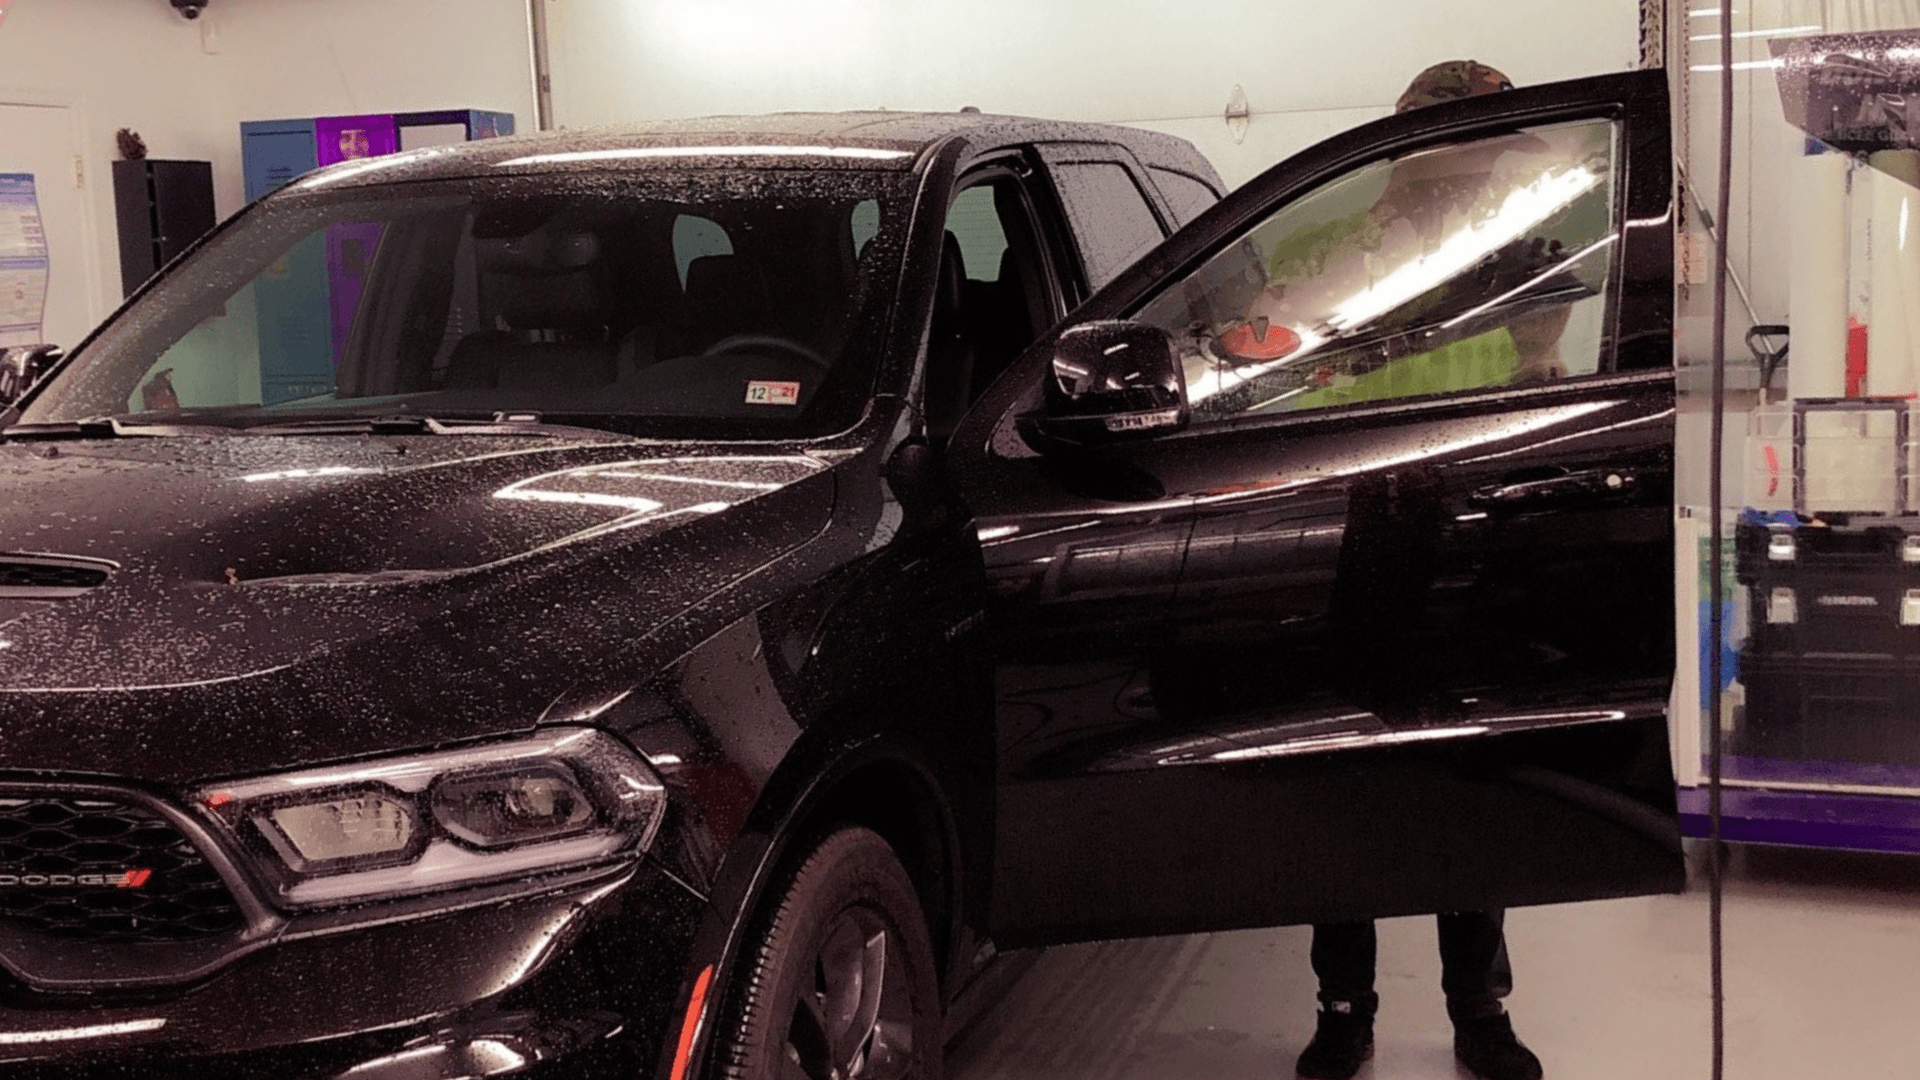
[669,964,714,1080]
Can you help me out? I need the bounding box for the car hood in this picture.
[0,435,837,780]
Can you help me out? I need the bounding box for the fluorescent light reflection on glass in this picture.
[1690,59,1784,71]
[1326,166,1602,334]
[1190,164,1601,406]
[1690,24,1822,40]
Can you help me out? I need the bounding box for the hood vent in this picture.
[0,555,114,599]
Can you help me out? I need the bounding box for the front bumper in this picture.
[0,863,705,1079]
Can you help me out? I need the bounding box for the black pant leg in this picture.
[1309,921,1380,1017]
[1436,909,1513,1021]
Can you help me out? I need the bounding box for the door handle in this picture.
[1468,468,1639,512]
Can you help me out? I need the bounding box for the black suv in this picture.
[0,71,1679,1079]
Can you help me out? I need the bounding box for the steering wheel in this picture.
[701,334,829,373]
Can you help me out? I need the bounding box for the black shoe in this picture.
[1295,1006,1374,1080]
[1452,1013,1542,1080]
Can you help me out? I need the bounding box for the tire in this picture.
[712,826,944,1080]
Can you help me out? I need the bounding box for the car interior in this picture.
[311,190,898,428]
[924,176,1056,441]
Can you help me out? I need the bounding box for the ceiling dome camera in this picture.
[169,0,207,18]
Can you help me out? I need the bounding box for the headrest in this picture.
[489,272,602,331]
[936,231,967,315]
[475,224,605,332]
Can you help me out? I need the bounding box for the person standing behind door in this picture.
[1291,57,1548,1080]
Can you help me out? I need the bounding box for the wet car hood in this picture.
[0,435,837,780]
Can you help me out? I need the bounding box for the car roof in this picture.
[280,111,1224,194]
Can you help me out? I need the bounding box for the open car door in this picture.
[950,70,1683,946]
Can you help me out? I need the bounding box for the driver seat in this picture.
[444,229,620,393]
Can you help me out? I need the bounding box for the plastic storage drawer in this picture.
[1736,655,1920,766]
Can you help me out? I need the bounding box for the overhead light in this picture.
[1690,24,1822,40]
[1689,60,1785,72]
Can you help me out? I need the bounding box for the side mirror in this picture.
[1016,321,1188,452]
[0,344,62,408]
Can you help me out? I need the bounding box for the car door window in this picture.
[927,173,1065,437]
[945,184,1009,286]
[1135,117,1619,424]
[1047,160,1168,289]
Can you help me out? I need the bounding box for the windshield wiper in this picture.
[243,412,632,441]
[1,415,227,440]
[5,411,634,442]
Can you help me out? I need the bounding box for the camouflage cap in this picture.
[1395,60,1515,113]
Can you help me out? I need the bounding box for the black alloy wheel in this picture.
[713,826,942,1080]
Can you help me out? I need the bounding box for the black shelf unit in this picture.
[111,159,214,297]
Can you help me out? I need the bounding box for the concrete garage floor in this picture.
[948,843,1920,1080]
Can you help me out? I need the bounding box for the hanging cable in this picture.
[1705,0,1734,1077]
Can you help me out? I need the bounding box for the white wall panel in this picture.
[0,0,533,343]
[547,0,1642,188]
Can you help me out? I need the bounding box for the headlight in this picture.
[198,728,666,910]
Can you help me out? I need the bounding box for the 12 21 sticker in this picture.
[745,381,801,406]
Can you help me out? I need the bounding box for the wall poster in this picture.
[0,173,49,346]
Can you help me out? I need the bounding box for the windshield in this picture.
[23,169,913,439]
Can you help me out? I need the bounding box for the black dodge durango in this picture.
[0,71,1682,1080]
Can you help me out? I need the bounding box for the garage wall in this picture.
[544,0,1643,190]
[0,0,533,345]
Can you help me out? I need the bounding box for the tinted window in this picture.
[945,185,1007,282]
[1134,118,1619,424]
[850,198,880,256]
[31,170,915,440]
[1148,166,1221,225]
[1049,161,1166,289]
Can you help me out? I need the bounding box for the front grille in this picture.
[0,796,245,942]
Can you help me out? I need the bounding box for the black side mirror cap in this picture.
[1016,320,1188,453]
[0,344,62,409]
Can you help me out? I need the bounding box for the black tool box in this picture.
[1734,654,1920,766]
[1735,518,1920,660]
[1734,398,1920,765]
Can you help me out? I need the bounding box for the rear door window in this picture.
[1036,148,1168,290]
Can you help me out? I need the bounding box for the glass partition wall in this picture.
[1673,0,1920,848]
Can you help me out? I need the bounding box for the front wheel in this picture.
[711,826,943,1080]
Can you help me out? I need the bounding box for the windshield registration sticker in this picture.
[745,381,801,406]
